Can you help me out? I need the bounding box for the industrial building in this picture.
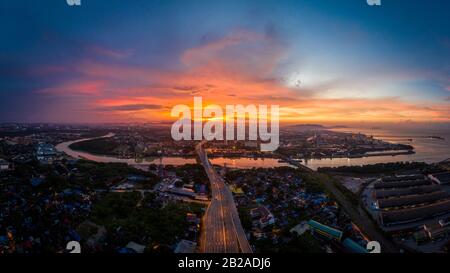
[307,220,368,253]
[375,185,441,199]
[377,191,449,209]
[373,175,450,227]
[0,159,11,171]
[428,172,450,185]
[307,220,343,241]
[380,200,450,226]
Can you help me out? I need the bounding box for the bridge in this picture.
[196,142,252,253]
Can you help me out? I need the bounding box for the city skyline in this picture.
[0,0,449,124]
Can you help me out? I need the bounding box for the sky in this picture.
[0,0,449,125]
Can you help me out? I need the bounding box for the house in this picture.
[36,143,57,163]
[127,175,148,182]
[169,187,196,198]
[186,213,200,225]
[0,159,10,171]
[197,184,207,194]
[30,177,45,187]
[252,228,268,239]
[174,239,197,253]
[112,183,135,190]
[229,185,244,195]
[250,206,275,228]
[125,241,146,253]
[290,221,310,236]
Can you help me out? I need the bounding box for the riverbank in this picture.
[56,134,295,169]
[56,128,449,171]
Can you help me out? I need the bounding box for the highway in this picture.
[196,142,253,253]
[286,159,400,253]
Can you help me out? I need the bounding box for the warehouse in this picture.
[381,175,425,183]
[374,179,430,190]
[380,200,450,226]
[377,191,449,209]
[428,172,450,185]
[375,185,441,199]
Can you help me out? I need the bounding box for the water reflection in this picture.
[56,127,450,171]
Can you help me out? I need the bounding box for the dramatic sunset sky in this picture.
[0,0,449,125]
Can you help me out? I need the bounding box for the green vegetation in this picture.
[69,137,120,155]
[280,233,324,253]
[299,171,359,206]
[165,164,209,190]
[74,160,158,188]
[238,207,253,230]
[297,171,359,206]
[253,232,324,253]
[173,164,208,184]
[318,161,428,175]
[89,192,204,248]
[297,172,328,194]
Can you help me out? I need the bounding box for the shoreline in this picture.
[55,134,432,172]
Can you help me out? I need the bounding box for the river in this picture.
[301,126,450,170]
[55,134,294,170]
[56,127,450,171]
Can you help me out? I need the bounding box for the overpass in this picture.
[196,142,252,253]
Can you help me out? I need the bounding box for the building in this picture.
[30,177,45,187]
[439,217,450,227]
[290,221,310,236]
[125,241,146,253]
[127,175,148,182]
[379,200,450,226]
[307,220,343,241]
[168,187,197,198]
[375,185,441,199]
[186,213,200,225]
[377,191,449,210]
[194,195,209,201]
[414,221,450,244]
[36,143,57,163]
[382,174,425,183]
[229,184,244,195]
[252,228,268,239]
[250,206,275,228]
[0,159,10,171]
[428,172,450,185]
[374,179,430,189]
[342,238,368,253]
[174,239,197,253]
[413,230,429,245]
[374,174,450,227]
[424,223,448,241]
